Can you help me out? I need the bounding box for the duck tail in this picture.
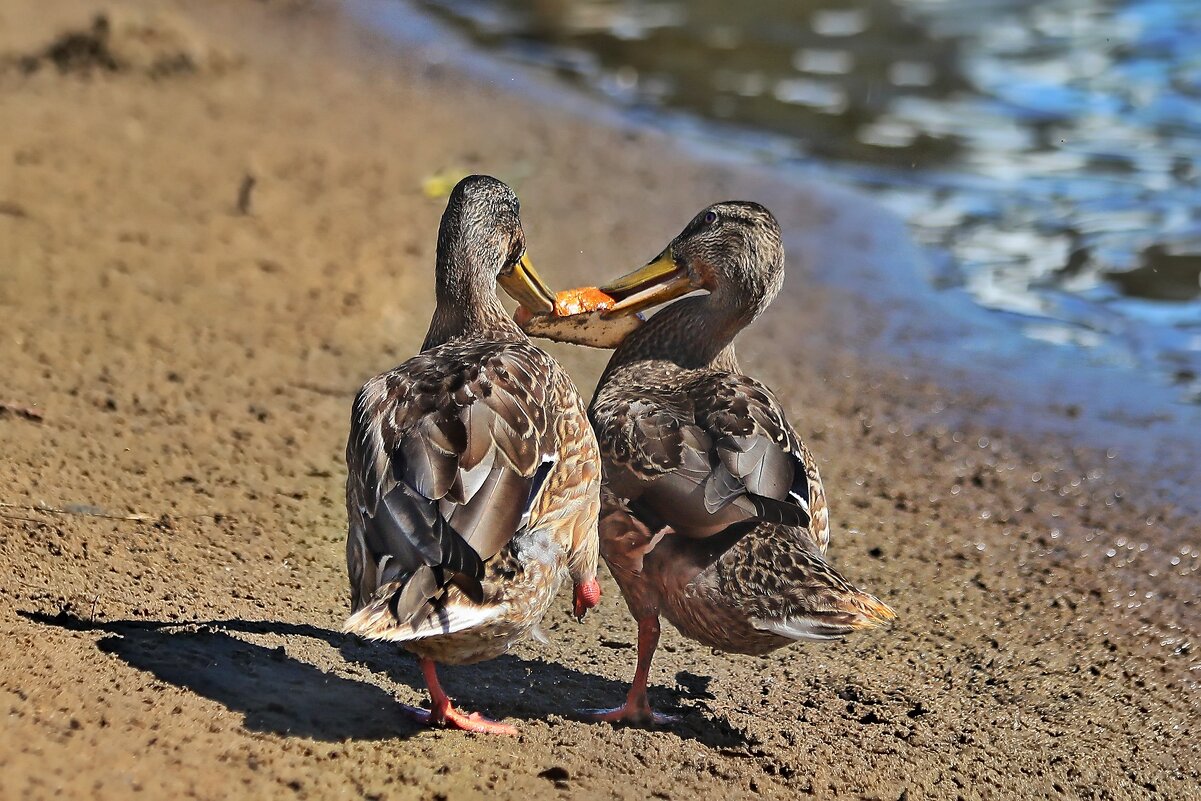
[343,566,504,643]
[342,565,437,640]
[752,593,896,642]
[343,599,403,641]
[842,589,898,630]
[750,558,897,642]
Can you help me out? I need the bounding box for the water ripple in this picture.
[420,0,1201,398]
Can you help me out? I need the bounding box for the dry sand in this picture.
[1,1,1197,799]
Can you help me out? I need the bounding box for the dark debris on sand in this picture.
[11,12,238,78]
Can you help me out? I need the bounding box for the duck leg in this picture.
[583,616,679,725]
[406,658,517,735]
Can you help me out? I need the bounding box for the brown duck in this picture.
[541,201,896,724]
[343,175,602,734]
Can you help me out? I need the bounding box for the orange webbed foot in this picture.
[579,702,679,727]
[404,701,518,735]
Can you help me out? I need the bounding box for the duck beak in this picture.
[498,253,556,316]
[600,248,697,316]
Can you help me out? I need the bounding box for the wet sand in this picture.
[1,1,1197,799]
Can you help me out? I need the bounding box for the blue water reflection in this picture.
[420,0,1201,399]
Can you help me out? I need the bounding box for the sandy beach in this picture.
[1,1,1198,799]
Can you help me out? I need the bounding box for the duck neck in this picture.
[609,295,751,374]
[422,260,524,350]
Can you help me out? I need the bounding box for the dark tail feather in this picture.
[449,572,485,604]
[388,565,441,625]
[437,518,485,582]
[343,565,441,639]
[749,493,811,528]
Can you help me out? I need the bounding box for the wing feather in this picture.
[591,366,818,549]
[344,341,558,636]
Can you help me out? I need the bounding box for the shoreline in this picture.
[352,2,1201,511]
[1,1,1197,799]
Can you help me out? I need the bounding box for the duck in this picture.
[343,175,602,735]
[564,201,896,724]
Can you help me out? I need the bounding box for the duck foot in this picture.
[579,703,679,726]
[403,701,518,735]
[410,657,518,735]
[581,616,676,726]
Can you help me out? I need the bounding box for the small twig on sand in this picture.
[0,502,153,522]
[0,401,44,422]
[90,596,100,623]
[293,382,348,398]
[0,512,46,525]
[236,172,256,215]
[0,201,29,219]
[0,503,230,525]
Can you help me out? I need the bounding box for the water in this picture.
[416,0,1201,400]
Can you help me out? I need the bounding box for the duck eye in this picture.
[506,240,525,267]
[703,211,718,225]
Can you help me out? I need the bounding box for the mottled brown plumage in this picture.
[582,202,895,724]
[343,175,601,734]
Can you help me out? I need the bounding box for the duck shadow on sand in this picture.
[19,610,751,748]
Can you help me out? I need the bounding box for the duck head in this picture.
[425,175,556,347]
[601,201,785,323]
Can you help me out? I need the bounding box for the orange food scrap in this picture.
[553,286,616,317]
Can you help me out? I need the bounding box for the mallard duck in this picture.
[560,202,896,724]
[343,175,602,735]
